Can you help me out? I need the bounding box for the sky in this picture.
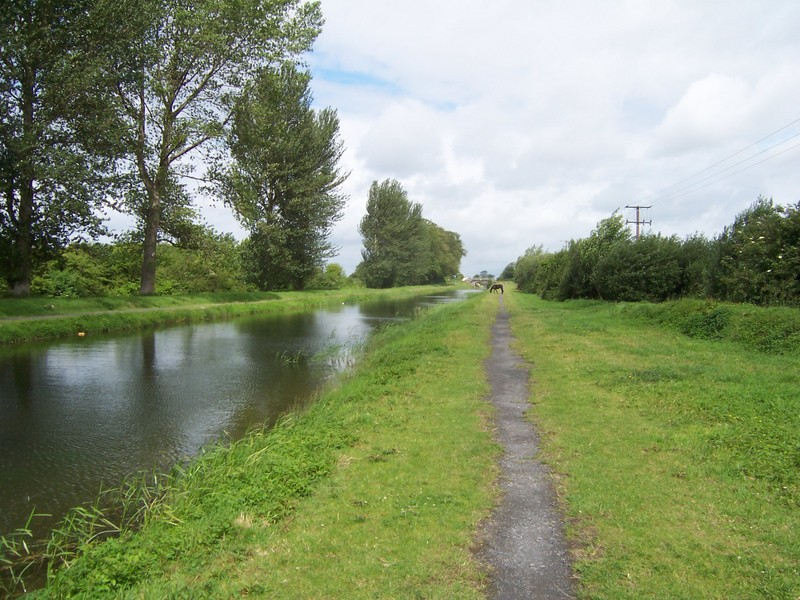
[303,0,800,278]
[108,0,800,279]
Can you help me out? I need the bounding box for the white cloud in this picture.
[189,0,800,279]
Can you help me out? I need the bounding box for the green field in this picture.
[3,290,798,598]
[505,293,799,599]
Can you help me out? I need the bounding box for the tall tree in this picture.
[356,179,425,288]
[101,0,322,294]
[216,64,348,290]
[0,0,112,296]
[417,220,465,284]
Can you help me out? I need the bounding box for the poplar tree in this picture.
[217,64,348,290]
[102,0,322,294]
[357,179,425,288]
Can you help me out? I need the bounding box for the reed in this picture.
[0,470,172,597]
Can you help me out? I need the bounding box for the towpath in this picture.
[478,295,575,599]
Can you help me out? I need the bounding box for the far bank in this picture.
[0,285,458,344]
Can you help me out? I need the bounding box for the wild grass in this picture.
[15,291,498,598]
[0,285,456,344]
[505,293,799,599]
[624,298,800,354]
[0,471,171,596]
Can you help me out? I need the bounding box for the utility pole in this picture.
[625,205,652,240]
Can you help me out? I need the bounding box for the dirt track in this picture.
[478,295,575,599]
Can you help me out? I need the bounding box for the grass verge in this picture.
[0,286,454,344]
[504,293,799,599]
[15,291,499,598]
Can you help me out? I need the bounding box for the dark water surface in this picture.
[0,290,472,538]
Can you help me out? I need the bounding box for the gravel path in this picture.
[478,295,575,599]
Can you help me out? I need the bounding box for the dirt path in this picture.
[478,295,575,599]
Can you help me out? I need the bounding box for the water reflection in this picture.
[0,291,472,537]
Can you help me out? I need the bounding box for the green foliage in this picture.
[678,234,713,297]
[217,63,347,291]
[416,220,466,284]
[513,245,545,293]
[29,231,246,298]
[356,179,465,288]
[156,232,246,294]
[500,262,515,280]
[357,179,425,288]
[94,0,324,294]
[32,245,114,297]
[307,263,350,289]
[562,213,632,299]
[710,197,800,305]
[0,0,112,296]
[595,234,683,302]
[239,223,294,291]
[515,198,800,306]
[514,246,572,299]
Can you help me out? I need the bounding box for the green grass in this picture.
[504,293,799,599]
[9,290,798,598]
[19,291,499,598]
[0,286,456,344]
[622,298,800,355]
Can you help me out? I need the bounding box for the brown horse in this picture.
[489,283,504,294]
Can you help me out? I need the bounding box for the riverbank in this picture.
[6,292,798,597]
[6,290,500,597]
[0,286,455,344]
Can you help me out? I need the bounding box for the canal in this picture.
[0,290,473,539]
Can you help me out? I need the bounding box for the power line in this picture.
[651,132,800,205]
[642,115,800,206]
[651,138,800,204]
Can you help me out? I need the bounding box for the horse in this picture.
[489,283,504,294]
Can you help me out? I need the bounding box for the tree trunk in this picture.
[11,206,33,298]
[139,190,160,295]
[135,67,161,296]
[11,59,38,297]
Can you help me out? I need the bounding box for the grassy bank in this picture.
[9,289,798,598]
[504,293,799,599]
[13,291,499,598]
[0,286,454,344]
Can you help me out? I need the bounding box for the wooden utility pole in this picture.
[625,205,652,240]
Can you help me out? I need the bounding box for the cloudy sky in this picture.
[287,0,798,278]
[132,1,799,279]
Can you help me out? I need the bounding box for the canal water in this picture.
[0,290,473,539]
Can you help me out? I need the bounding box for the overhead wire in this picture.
[653,138,800,203]
[643,115,800,207]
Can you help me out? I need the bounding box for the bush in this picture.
[595,235,683,302]
[308,263,350,290]
[32,245,114,297]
